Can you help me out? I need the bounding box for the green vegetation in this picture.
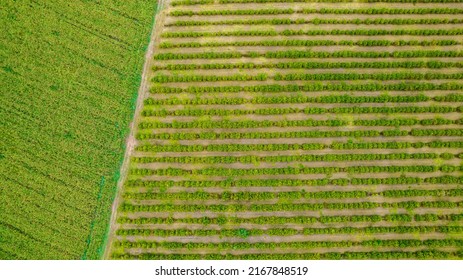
[0,0,158,259]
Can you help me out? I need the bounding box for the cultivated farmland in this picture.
[1,1,158,259]
[108,0,463,260]
[109,0,463,260]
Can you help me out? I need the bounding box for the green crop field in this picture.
[107,0,463,260]
[0,0,158,259]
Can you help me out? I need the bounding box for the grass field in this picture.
[108,0,463,260]
[0,0,158,259]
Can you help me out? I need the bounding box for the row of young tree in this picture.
[117,213,463,226]
[136,128,462,140]
[113,239,463,250]
[122,188,463,200]
[138,117,459,129]
[140,119,348,129]
[302,225,463,234]
[131,152,454,165]
[160,39,459,48]
[332,140,462,150]
[151,82,463,94]
[275,72,463,81]
[144,93,462,106]
[151,72,463,83]
[155,61,463,71]
[170,8,294,16]
[154,50,463,60]
[161,28,463,38]
[119,199,463,212]
[124,175,463,189]
[168,18,463,26]
[152,73,267,83]
[173,0,463,5]
[171,0,213,5]
[264,50,463,59]
[113,250,463,260]
[115,225,463,239]
[169,8,463,17]
[137,129,385,140]
[303,8,463,14]
[135,140,463,153]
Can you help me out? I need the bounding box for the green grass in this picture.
[0,0,158,259]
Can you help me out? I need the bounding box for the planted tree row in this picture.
[120,200,463,212]
[154,50,463,60]
[172,0,463,5]
[161,28,463,38]
[117,213,463,226]
[116,226,463,238]
[160,39,460,48]
[125,175,463,189]
[113,250,463,260]
[114,239,463,251]
[143,93,462,106]
[122,188,463,200]
[131,152,457,165]
[219,0,463,4]
[135,141,463,153]
[154,61,463,71]
[151,72,463,83]
[168,18,463,26]
[152,73,268,83]
[138,117,460,130]
[151,82,463,94]
[170,8,463,17]
[141,105,462,117]
[137,128,463,140]
[276,72,463,81]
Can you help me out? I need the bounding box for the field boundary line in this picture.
[102,0,168,260]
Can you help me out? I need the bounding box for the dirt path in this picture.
[103,0,169,259]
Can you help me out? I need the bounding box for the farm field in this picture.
[108,0,463,260]
[0,0,158,259]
